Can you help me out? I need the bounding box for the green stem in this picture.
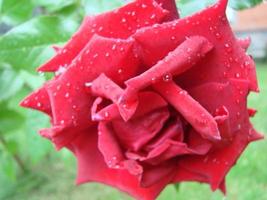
[0,135,27,172]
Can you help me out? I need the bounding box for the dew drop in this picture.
[65,93,70,98]
[141,3,147,8]
[118,69,123,74]
[150,14,156,19]
[163,74,172,82]
[112,44,117,50]
[85,82,92,87]
[104,112,109,118]
[235,73,240,78]
[37,102,42,107]
[60,120,65,125]
[224,43,232,53]
[215,33,222,40]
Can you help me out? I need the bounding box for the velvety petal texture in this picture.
[20,0,263,199]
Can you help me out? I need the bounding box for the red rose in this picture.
[21,0,263,199]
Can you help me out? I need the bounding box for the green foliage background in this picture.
[0,0,266,199]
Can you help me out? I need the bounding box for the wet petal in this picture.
[38,0,168,72]
[154,81,221,141]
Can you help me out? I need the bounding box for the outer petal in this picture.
[20,86,52,116]
[154,0,179,20]
[177,79,263,190]
[43,35,140,149]
[38,0,169,72]
[133,0,258,92]
[72,129,173,200]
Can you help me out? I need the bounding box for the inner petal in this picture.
[112,107,170,152]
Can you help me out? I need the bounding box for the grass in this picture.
[1,63,267,200]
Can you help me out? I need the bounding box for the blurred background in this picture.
[0,0,266,199]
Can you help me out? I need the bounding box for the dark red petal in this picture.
[73,129,172,200]
[39,126,83,150]
[127,129,211,166]
[178,79,263,190]
[38,0,168,72]
[140,161,177,187]
[214,106,232,142]
[154,81,220,141]
[133,0,258,92]
[125,36,213,91]
[172,165,226,194]
[145,116,184,151]
[20,86,52,116]
[98,122,125,169]
[112,108,169,151]
[43,35,139,148]
[91,91,168,122]
[248,108,257,117]
[90,73,138,121]
[247,124,264,142]
[154,0,179,20]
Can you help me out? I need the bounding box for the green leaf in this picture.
[176,0,264,17]
[5,140,19,155]
[0,0,34,26]
[23,110,51,164]
[32,0,75,13]
[19,70,45,90]
[0,63,24,102]
[229,0,263,10]
[2,155,16,181]
[82,0,123,14]
[0,16,79,72]
[0,105,25,133]
[176,0,215,17]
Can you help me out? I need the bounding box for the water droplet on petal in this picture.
[163,74,172,82]
[65,93,70,98]
[85,82,92,87]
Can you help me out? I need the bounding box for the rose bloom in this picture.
[21,0,263,199]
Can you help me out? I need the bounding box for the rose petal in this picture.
[154,81,221,141]
[145,116,185,151]
[42,35,139,149]
[178,79,263,190]
[73,129,173,200]
[98,122,125,169]
[237,37,251,51]
[154,0,179,20]
[38,0,169,72]
[112,108,170,151]
[91,91,168,122]
[140,161,177,187]
[125,36,213,91]
[20,86,52,116]
[133,0,258,92]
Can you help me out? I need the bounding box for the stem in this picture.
[0,135,27,172]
